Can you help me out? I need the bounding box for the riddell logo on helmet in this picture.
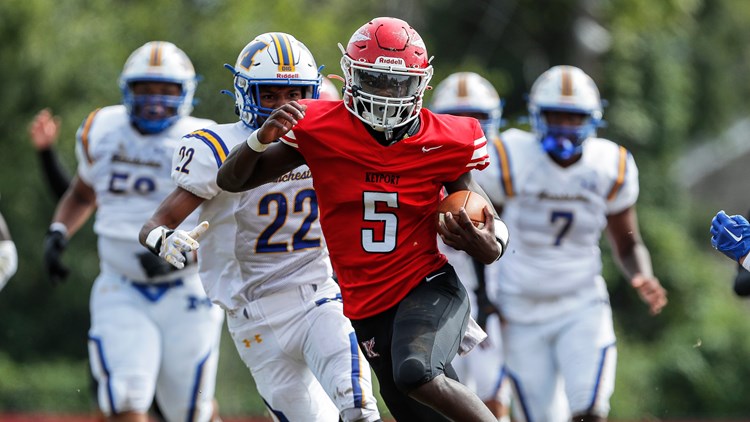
[277,73,300,79]
[376,57,405,66]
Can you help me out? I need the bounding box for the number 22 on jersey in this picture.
[255,189,321,253]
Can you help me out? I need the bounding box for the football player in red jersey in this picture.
[217,17,509,421]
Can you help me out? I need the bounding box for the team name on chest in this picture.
[111,153,162,168]
[537,191,589,202]
[532,174,599,202]
[111,141,166,168]
[365,172,400,185]
[274,168,312,183]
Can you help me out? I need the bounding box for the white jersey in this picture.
[172,122,333,311]
[75,105,214,281]
[478,128,639,322]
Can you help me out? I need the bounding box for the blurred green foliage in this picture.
[2,0,750,418]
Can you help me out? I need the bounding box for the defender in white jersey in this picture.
[43,42,224,422]
[140,33,381,422]
[430,71,511,420]
[476,66,668,422]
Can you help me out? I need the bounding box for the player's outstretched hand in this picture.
[710,210,750,265]
[631,274,668,315]
[256,102,307,143]
[160,221,209,269]
[28,108,61,151]
[43,229,69,285]
[438,206,505,265]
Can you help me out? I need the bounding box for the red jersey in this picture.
[281,100,490,319]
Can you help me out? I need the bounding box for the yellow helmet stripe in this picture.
[149,42,163,67]
[457,73,468,98]
[560,66,573,97]
[271,33,295,72]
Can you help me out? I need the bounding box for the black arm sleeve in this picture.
[38,148,71,200]
[733,266,750,297]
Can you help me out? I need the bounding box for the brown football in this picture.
[437,190,490,229]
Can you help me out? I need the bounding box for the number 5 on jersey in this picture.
[362,191,398,253]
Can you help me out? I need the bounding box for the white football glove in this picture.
[147,221,209,269]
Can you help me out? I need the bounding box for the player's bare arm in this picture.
[139,187,204,246]
[52,176,97,236]
[606,206,668,315]
[44,176,97,284]
[216,102,307,193]
[138,187,209,269]
[440,172,507,265]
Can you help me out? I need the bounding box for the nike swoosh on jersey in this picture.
[422,145,443,153]
[724,226,743,242]
[425,272,445,282]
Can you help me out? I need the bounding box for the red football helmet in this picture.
[339,17,433,134]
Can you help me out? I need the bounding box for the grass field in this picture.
[0,329,393,420]
[4,328,746,421]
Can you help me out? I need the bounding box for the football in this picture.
[437,190,490,229]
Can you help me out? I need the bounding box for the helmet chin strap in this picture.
[361,103,406,141]
[362,113,395,141]
[364,118,420,146]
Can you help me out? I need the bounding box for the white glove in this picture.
[158,222,209,269]
[0,240,18,292]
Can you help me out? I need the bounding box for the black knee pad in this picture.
[394,357,430,393]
